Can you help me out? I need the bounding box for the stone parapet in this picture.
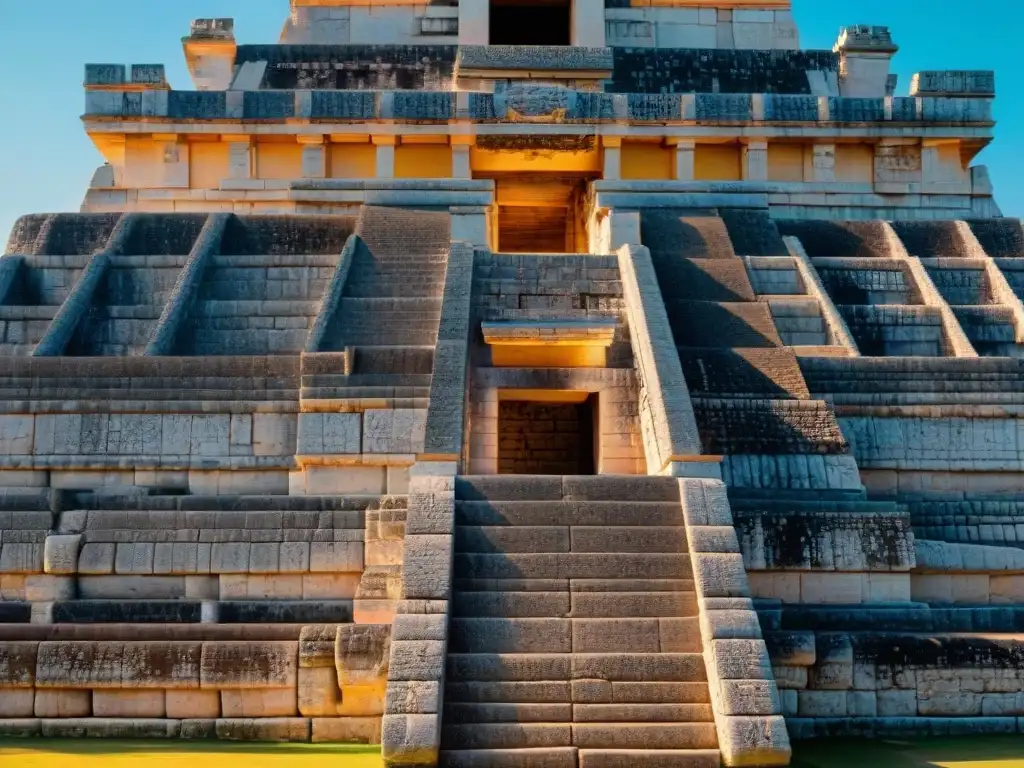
[680,478,791,767]
[82,86,995,127]
[382,465,453,767]
[617,244,702,471]
[912,71,996,98]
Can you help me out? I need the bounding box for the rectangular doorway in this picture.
[498,394,597,475]
[491,175,591,253]
[490,0,571,46]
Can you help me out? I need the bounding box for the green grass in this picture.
[0,740,382,767]
[6,736,1024,768]
[794,737,1024,768]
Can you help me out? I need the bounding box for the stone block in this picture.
[713,679,782,717]
[312,716,381,744]
[78,543,115,575]
[797,690,848,717]
[299,667,341,716]
[382,713,440,766]
[386,681,440,715]
[201,642,298,689]
[877,689,917,717]
[405,490,455,536]
[848,690,878,717]
[700,610,762,640]
[401,535,453,600]
[215,717,311,742]
[42,718,181,739]
[337,625,392,687]
[78,576,186,600]
[44,535,82,575]
[690,526,740,554]
[710,639,772,680]
[93,690,166,718]
[692,553,749,599]
[24,575,74,602]
[338,683,385,717]
[34,690,91,717]
[392,614,447,642]
[0,689,34,717]
[166,690,222,719]
[0,719,41,738]
[310,542,363,573]
[717,714,791,767]
[221,688,299,717]
[388,640,444,683]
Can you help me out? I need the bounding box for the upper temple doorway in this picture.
[489,0,572,46]
[485,174,593,253]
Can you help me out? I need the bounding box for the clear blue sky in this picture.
[0,0,1020,241]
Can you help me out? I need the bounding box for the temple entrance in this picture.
[498,394,598,475]
[489,0,571,46]
[489,174,591,253]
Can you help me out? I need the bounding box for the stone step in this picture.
[441,723,717,751]
[454,526,688,554]
[573,704,713,723]
[447,681,573,704]
[573,723,718,750]
[443,702,714,725]
[445,702,573,724]
[453,553,691,581]
[578,749,721,768]
[446,654,707,684]
[453,579,693,594]
[449,618,573,654]
[449,616,697,652]
[455,501,682,528]
[441,723,572,751]
[455,476,680,503]
[439,747,578,768]
[453,591,572,618]
[445,681,712,706]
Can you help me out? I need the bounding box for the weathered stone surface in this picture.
[200,642,297,689]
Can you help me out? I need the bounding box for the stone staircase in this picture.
[68,254,188,356]
[317,207,449,404]
[174,252,336,356]
[440,475,719,768]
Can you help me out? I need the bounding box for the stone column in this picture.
[451,137,473,180]
[225,136,252,180]
[811,144,836,183]
[668,138,696,181]
[299,135,327,179]
[921,138,968,192]
[374,136,397,179]
[742,140,768,182]
[572,0,606,47]
[154,134,189,188]
[602,137,622,181]
[459,0,488,45]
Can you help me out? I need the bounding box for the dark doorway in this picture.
[498,397,597,475]
[489,0,571,46]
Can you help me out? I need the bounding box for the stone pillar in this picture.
[921,138,969,192]
[451,137,473,180]
[459,0,488,45]
[154,134,189,188]
[299,135,327,179]
[812,144,836,183]
[834,25,899,98]
[572,0,606,47]
[602,137,622,181]
[374,136,397,179]
[225,136,252,180]
[742,140,768,182]
[668,139,696,181]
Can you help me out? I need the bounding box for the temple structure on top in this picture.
[0,1,1021,766]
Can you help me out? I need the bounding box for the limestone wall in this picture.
[767,628,1024,737]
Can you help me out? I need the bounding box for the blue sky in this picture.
[0,0,1020,241]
